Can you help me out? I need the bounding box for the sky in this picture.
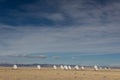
[0,0,120,66]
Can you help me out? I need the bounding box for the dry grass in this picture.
[0,67,120,80]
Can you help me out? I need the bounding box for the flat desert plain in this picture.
[0,67,120,80]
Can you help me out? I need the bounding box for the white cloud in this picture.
[44,13,65,21]
[0,23,120,56]
[57,0,120,24]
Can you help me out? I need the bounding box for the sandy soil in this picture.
[0,67,120,80]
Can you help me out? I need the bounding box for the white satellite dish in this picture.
[60,65,64,70]
[74,65,79,70]
[68,66,72,70]
[94,65,98,71]
[81,66,85,70]
[37,65,41,69]
[13,64,17,69]
[53,65,57,70]
[64,65,68,70]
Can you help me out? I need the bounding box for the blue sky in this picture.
[0,0,120,66]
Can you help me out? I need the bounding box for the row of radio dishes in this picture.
[12,64,110,71]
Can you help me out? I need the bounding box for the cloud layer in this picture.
[0,0,120,56]
[0,0,120,25]
[0,23,120,55]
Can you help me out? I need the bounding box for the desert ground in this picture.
[0,67,120,80]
